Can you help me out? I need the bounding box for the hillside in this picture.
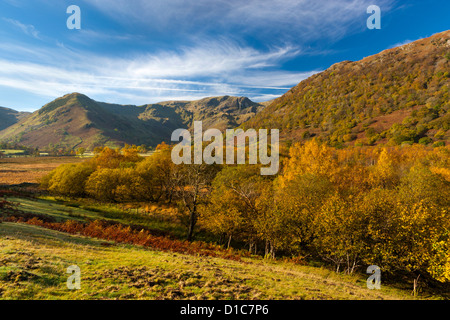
[0,218,417,300]
[243,30,450,147]
[0,107,30,131]
[0,94,264,151]
[138,96,263,132]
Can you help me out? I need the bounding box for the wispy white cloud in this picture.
[3,18,41,39]
[230,70,319,88]
[68,29,143,45]
[0,0,400,110]
[0,40,313,108]
[387,38,422,49]
[125,40,301,78]
[248,94,282,103]
[84,0,395,42]
[1,0,401,110]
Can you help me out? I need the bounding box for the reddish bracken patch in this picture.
[5,214,246,261]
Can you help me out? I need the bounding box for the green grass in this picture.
[9,197,186,238]
[9,196,218,241]
[0,222,422,300]
[0,150,26,155]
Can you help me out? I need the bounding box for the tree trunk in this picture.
[227,234,232,249]
[350,257,357,274]
[249,239,256,254]
[186,206,197,242]
[265,240,275,259]
[264,240,269,257]
[413,275,420,297]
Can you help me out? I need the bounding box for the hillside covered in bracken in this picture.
[243,30,450,148]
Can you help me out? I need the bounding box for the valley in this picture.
[1,31,449,302]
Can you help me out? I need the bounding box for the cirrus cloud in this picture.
[0,39,318,110]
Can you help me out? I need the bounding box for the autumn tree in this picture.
[273,173,333,254]
[76,147,86,157]
[272,139,338,254]
[175,163,220,241]
[136,143,178,202]
[121,144,142,164]
[85,168,146,202]
[368,148,400,189]
[202,165,273,253]
[398,162,450,207]
[44,163,94,197]
[278,139,338,187]
[312,193,367,273]
[91,146,142,169]
[85,168,121,201]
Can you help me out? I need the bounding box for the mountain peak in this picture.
[38,92,97,115]
[65,92,92,99]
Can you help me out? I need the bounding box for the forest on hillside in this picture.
[244,35,450,148]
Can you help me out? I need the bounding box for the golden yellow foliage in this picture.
[279,139,338,187]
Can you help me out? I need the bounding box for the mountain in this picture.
[243,30,450,147]
[0,93,265,151]
[138,96,262,131]
[0,107,30,131]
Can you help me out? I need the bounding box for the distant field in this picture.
[0,222,418,300]
[0,152,155,186]
[0,157,85,185]
[0,150,26,155]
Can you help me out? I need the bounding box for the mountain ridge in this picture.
[242,30,450,147]
[0,93,265,151]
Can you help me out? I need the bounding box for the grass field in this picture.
[0,150,27,155]
[0,153,156,186]
[0,156,86,185]
[9,196,188,240]
[0,222,419,300]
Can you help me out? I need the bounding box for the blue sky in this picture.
[0,0,449,112]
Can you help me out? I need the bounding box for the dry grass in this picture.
[0,157,86,185]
